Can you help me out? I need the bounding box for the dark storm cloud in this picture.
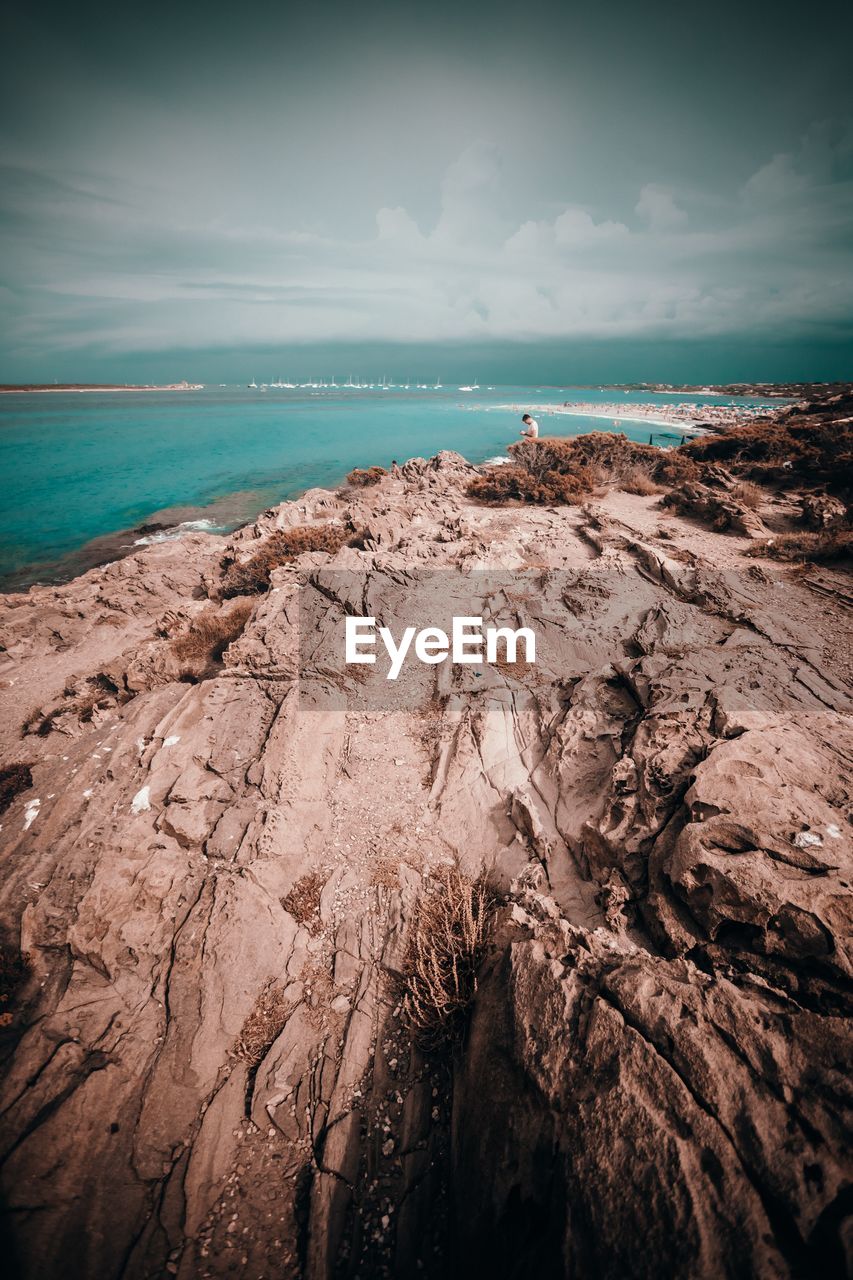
[1,0,851,377]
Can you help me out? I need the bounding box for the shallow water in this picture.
[0,384,777,590]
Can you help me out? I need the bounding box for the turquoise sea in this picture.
[0,385,779,591]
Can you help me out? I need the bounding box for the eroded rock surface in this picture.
[0,451,850,1278]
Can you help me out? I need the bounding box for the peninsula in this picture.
[0,392,850,1279]
[0,380,204,393]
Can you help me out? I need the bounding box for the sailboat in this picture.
[247,378,258,389]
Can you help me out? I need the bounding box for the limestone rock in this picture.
[0,450,850,1278]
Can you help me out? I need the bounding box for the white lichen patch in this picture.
[793,830,823,849]
[23,799,41,830]
[131,785,151,815]
[163,735,181,748]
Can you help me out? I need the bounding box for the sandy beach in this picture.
[497,399,775,434]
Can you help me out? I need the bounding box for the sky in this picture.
[1,0,851,383]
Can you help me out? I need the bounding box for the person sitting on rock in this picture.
[520,413,539,439]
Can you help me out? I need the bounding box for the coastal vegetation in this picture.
[466,397,851,572]
[683,404,852,492]
[22,673,130,738]
[467,431,699,505]
[347,465,387,487]
[281,870,326,932]
[730,480,763,509]
[171,599,254,678]
[220,522,361,596]
[235,984,292,1068]
[0,763,32,815]
[749,529,852,564]
[0,943,29,1030]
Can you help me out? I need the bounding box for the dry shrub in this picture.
[748,529,852,565]
[235,984,291,1065]
[684,412,853,494]
[172,599,254,671]
[281,870,326,932]
[0,764,33,815]
[22,703,66,737]
[0,943,29,1029]
[221,523,357,596]
[22,672,128,737]
[347,465,387,487]
[467,432,698,507]
[731,481,763,509]
[467,464,591,505]
[398,867,497,1050]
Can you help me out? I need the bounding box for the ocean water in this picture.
[0,385,777,591]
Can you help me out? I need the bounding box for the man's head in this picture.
[522,414,532,424]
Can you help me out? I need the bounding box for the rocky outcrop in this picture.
[800,493,848,531]
[0,453,850,1278]
[455,893,850,1280]
[661,472,768,537]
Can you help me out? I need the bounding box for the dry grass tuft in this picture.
[302,959,335,1030]
[221,524,358,596]
[0,763,33,813]
[347,465,387,487]
[493,654,536,680]
[731,480,763,509]
[371,853,405,890]
[281,871,326,932]
[397,867,497,1050]
[172,599,254,673]
[748,529,852,565]
[235,984,291,1065]
[619,465,660,496]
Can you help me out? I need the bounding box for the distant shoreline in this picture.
[0,382,203,394]
[495,400,777,434]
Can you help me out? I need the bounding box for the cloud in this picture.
[375,206,424,245]
[742,122,853,210]
[743,152,808,205]
[554,209,629,246]
[635,184,688,231]
[1,127,852,364]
